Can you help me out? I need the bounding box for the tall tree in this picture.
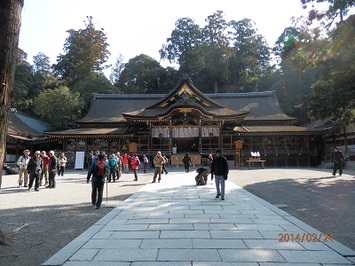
[117,54,168,94]
[229,18,271,92]
[307,15,355,126]
[301,0,355,26]
[53,16,110,87]
[159,17,202,64]
[110,54,125,85]
[160,11,273,93]
[72,73,115,113]
[33,52,51,75]
[0,0,24,245]
[34,86,83,130]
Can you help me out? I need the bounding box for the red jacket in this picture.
[41,155,50,170]
[130,156,140,170]
[122,154,130,164]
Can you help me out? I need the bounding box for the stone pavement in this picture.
[43,171,355,265]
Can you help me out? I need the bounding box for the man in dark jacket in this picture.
[211,148,229,200]
[47,150,58,188]
[332,146,345,176]
[87,154,110,209]
[27,150,43,191]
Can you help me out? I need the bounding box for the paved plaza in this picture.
[42,169,355,265]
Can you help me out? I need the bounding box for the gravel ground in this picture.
[0,167,354,266]
[0,169,156,266]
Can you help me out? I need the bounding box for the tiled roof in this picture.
[8,111,49,140]
[46,127,134,137]
[79,81,292,124]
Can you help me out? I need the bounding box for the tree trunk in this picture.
[0,0,24,189]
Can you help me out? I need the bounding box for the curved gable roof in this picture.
[78,82,294,124]
[207,91,294,121]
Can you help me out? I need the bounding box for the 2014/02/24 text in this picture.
[278,233,334,242]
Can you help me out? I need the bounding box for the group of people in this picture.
[86,150,172,208]
[86,151,155,182]
[17,145,344,208]
[17,149,68,191]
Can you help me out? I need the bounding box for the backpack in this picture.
[94,160,106,177]
[109,158,116,168]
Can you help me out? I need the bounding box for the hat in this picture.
[23,149,30,153]
[335,146,339,149]
[35,150,41,155]
[215,148,222,154]
[49,150,54,155]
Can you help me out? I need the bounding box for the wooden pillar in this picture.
[198,127,202,154]
[169,127,173,155]
[218,123,222,148]
[148,127,152,154]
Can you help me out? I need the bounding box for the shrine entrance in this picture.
[173,137,199,154]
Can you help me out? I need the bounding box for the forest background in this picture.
[12,0,355,132]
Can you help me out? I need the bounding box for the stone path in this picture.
[43,171,355,265]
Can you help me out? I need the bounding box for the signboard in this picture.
[235,140,243,149]
[74,151,85,170]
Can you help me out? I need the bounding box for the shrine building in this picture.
[45,77,322,168]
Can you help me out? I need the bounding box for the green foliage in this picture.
[53,16,110,87]
[282,13,355,126]
[110,54,125,85]
[33,52,51,75]
[160,11,273,93]
[301,0,355,26]
[33,86,83,130]
[117,54,173,94]
[159,17,202,64]
[72,73,116,113]
[12,63,37,113]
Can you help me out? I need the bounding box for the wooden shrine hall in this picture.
[46,77,322,168]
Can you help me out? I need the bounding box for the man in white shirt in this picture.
[17,149,31,187]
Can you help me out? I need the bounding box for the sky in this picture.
[19,0,309,72]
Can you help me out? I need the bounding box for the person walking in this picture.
[131,153,140,181]
[208,153,214,183]
[27,151,43,191]
[161,153,168,174]
[122,153,130,174]
[87,154,109,209]
[142,154,149,173]
[40,151,49,186]
[211,148,229,200]
[86,151,94,170]
[108,154,118,182]
[182,152,192,173]
[151,151,165,183]
[17,149,31,187]
[332,146,345,176]
[115,152,122,179]
[47,150,58,188]
[57,153,67,176]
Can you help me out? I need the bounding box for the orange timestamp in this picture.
[278,233,334,242]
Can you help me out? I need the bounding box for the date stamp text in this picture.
[278,233,334,242]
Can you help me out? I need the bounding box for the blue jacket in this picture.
[87,160,110,183]
[108,157,118,169]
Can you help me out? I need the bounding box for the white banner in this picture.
[74,151,85,170]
